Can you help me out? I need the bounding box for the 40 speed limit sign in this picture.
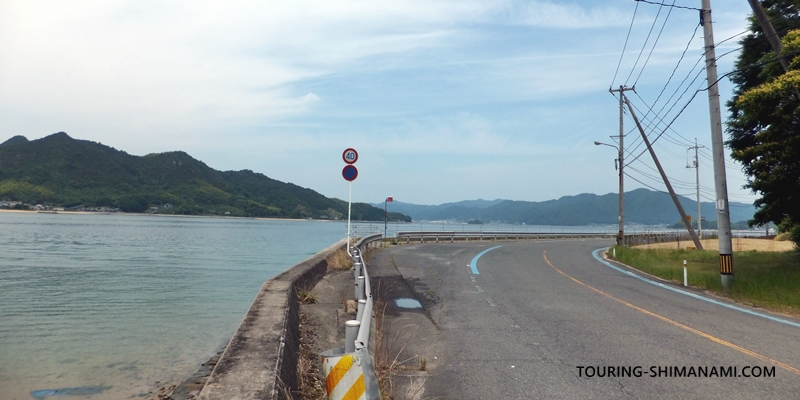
[342,148,358,164]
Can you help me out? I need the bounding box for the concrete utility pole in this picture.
[624,96,703,250]
[609,85,635,246]
[687,139,705,238]
[701,0,734,288]
[747,0,789,72]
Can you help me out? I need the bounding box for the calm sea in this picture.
[0,212,359,400]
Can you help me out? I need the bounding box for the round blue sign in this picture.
[342,165,358,181]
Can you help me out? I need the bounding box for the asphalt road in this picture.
[368,239,800,399]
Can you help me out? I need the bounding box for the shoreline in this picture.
[0,208,345,223]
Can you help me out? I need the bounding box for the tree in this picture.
[727,1,800,245]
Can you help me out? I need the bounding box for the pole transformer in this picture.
[701,0,734,288]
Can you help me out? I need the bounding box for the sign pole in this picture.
[341,148,358,256]
[347,180,352,255]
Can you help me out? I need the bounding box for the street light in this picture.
[594,141,624,246]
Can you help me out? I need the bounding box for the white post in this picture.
[356,276,365,301]
[683,260,688,287]
[356,299,367,322]
[345,320,360,353]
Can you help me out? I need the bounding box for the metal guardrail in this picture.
[392,231,745,247]
[321,234,383,400]
[395,231,616,243]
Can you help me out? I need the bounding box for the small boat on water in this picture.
[37,210,58,214]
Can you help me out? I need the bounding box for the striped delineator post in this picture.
[321,347,380,400]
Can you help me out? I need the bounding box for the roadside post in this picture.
[683,260,688,287]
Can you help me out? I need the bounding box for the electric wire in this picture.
[611,1,640,88]
[633,0,677,86]
[634,0,700,11]
[625,1,666,86]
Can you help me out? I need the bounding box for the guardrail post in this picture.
[353,261,362,279]
[356,276,365,301]
[356,299,367,321]
[345,320,360,353]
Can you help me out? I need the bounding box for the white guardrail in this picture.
[321,233,383,400]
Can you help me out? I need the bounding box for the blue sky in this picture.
[0,1,759,207]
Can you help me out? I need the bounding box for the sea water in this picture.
[0,212,353,400]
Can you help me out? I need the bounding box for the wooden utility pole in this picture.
[701,0,734,288]
[624,96,703,250]
[687,139,705,238]
[609,85,635,246]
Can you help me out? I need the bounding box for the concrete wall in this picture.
[198,239,347,400]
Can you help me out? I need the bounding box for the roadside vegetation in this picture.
[611,245,800,317]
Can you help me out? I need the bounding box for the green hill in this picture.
[0,132,411,221]
[381,190,756,226]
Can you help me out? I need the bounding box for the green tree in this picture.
[727,1,800,245]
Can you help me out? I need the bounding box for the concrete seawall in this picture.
[198,239,347,400]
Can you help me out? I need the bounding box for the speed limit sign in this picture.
[343,148,358,164]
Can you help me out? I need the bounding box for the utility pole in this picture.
[609,85,635,246]
[701,0,734,288]
[687,139,705,239]
[624,96,703,250]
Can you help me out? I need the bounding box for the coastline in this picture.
[0,208,342,223]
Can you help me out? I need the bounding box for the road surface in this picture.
[368,238,800,399]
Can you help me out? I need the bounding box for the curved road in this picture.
[369,238,800,399]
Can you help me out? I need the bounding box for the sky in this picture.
[0,0,761,207]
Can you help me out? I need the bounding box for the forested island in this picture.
[0,132,411,221]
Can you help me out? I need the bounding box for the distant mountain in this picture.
[385,189,755,226]
[0,132,412,221]
[373,199,505,221]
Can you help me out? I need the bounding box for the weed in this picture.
[419,358,427,371]
[327,247,353,272]
[615,246,800,316]
[295,310,325,399]
[297,289,318,304]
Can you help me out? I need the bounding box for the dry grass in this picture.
[372,280,431,400]
[296,310,325,400]
[297,288,318,304]
[327,247,353,272]
[635,237,795,252]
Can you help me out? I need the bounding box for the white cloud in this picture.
[0,0,759,205]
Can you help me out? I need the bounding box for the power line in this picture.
[611,1,640,88]
[634,0,700,11]
[625,1,667,86]
[633,0,677,86]
[645,22,702,113]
